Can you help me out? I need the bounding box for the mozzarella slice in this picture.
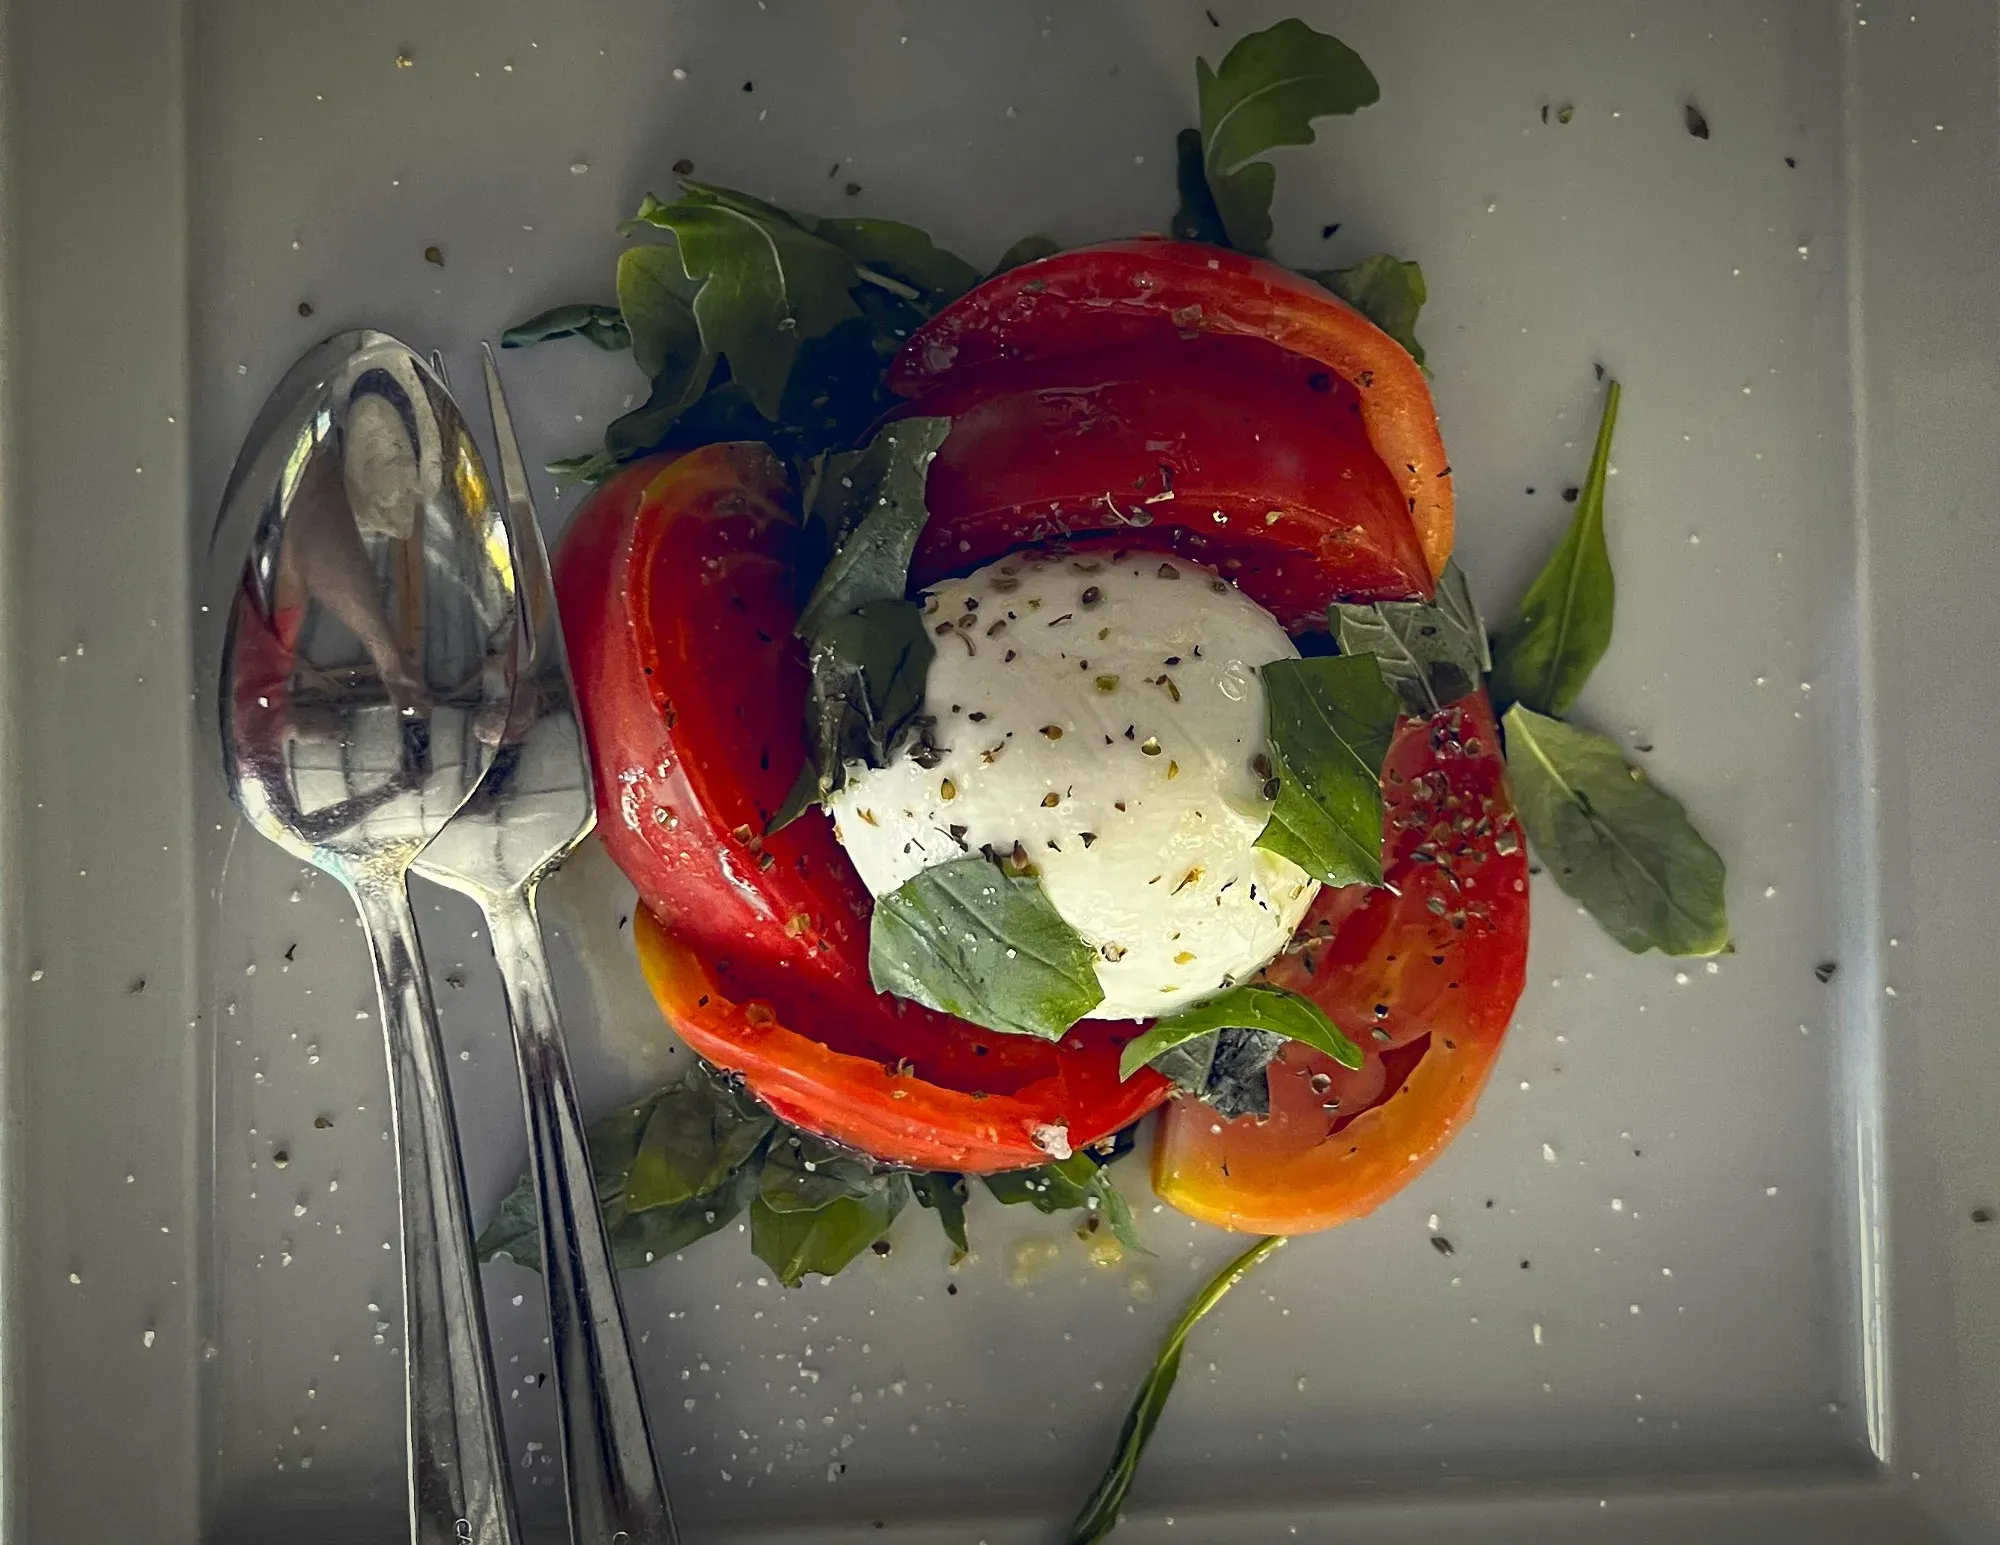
[828,550,1318,1021]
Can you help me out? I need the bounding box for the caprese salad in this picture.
[479,18,1726,1301]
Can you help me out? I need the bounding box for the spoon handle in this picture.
[353,873,523,1545]
[482,885,679,1545]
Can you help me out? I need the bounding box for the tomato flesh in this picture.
[1153,694,1529,1233]
[902,335,1431,631]
[895,238,1455,578]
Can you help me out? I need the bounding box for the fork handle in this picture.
[352,873,522,1545]
[484,885,678,1545]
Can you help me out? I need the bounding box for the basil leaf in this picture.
[1120,983,1360,1081]
[472,1172,542,1268]
[814,217,980,303]
[795,417,950,638]
[1490,380,1621,716]
[756,1132,881,1213]
[1202,1028,1290,1120]
[1333,558,1488,717]
[478,1071,760,1272]
[983,1155,1095,1212]
[984,1153,1146,1256]
[1064,1235,1287,1544]
[609,1162,757,1270]
[773,417,952,831]
[1140,1025,1289,1119]
[616,244,711,391]
[1307,253,1428,368]
[869,856,1105,1040]
[910,1171,971,1258]
[1255,655,1400,887]
[751,1135,908,1286]
[1171,127,1229,245]
[1503,704,1730,957]
[791,598,935,816]
[501,302,630,352]
[1196,20,1380,255]
[625,1062,776,1212]
[629,181,863,419]
[750,1187,905,1287]
[990,233,1061,275]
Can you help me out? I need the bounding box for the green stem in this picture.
[1064,1234,1288,1543]
[851,263,922,302]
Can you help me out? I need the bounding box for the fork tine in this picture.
[480,341,538,540]
[427,349,450,387]
[479,341,560,659]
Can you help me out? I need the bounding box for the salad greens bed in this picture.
[484,16,1731,1537]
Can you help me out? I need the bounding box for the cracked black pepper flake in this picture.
[1974,1207,1995,1224]
[1685,102,1710,139]
[423,245,444,266]
[672,157,694,175]
[1430,1236,1454,1256]
[1814,961,1838,984]
[297,301,313,317]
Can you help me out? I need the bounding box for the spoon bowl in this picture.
[220,331,516,866]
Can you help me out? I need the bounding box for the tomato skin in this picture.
[894,238,1454,579]
[632,909,1164,1172]
[1152,694,1529,1234]
[900,336,1431,632]
[555,446,1169,1172]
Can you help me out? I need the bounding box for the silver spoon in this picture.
[215,331,524,1545]
[415,344,677,1544]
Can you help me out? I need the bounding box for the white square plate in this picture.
[5,2,1996,1540]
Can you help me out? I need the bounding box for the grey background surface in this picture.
[1,1,1995,1541]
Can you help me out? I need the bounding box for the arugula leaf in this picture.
[750,1133,908,1286]
[1333,558,1488,717]
[1490,380,1621,716]
[502,302,631,352]
[795,417,950,637]
[545,450,620,486]
[1254,655,1401,887]
[1119,983,1361,1082]
[1064,1235,1287,1543]
[910,1171,971,1258]
[870,856,1105,1040]
[629,181,863,419]
[616,244,711,392]
[625,1061,775,1211]
[990,233,1061,275]
[1503,704,1730,956]
[813,217,980,302]
[1171,127,1229,245]
[984,1153,1145,1256]
[1308,254,1428,367]
[1194,20,1380,255]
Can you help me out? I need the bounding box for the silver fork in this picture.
[416,343,677,1545]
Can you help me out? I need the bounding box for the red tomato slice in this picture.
[901,334,1432,632]
[554,445,1168,1172]
[893,238,1454,579]
[1152,694,1529,1233]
